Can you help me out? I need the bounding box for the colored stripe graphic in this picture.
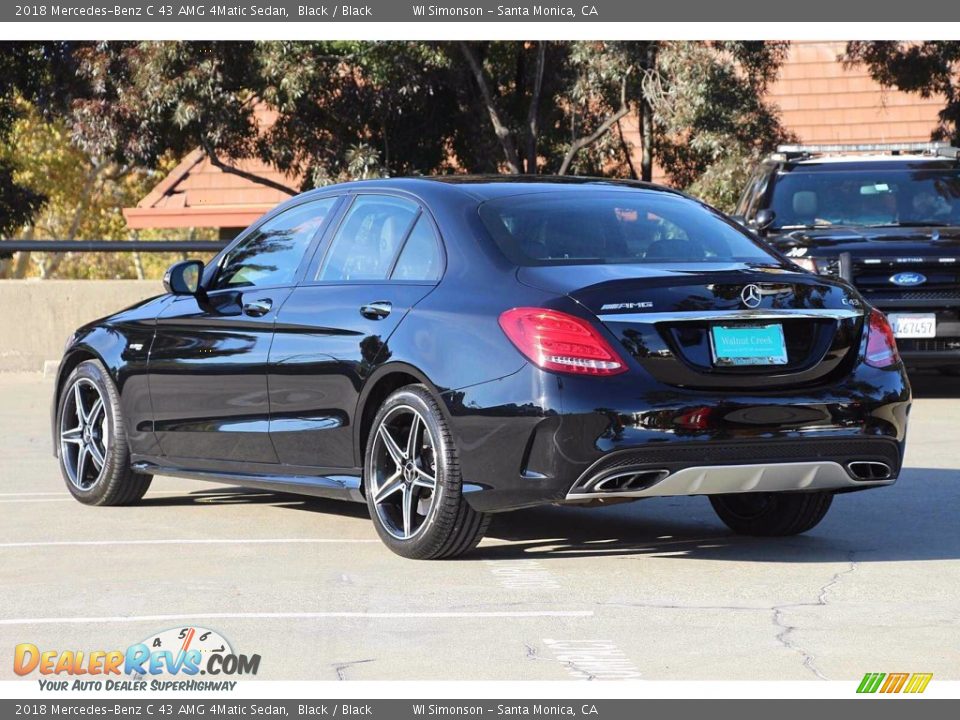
[857,673,885,693]
[904,673,933,694]
[857,672,932,694]
[880,673,909,693]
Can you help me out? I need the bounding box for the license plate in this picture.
[710,324,788,366]
[888,313,936,339]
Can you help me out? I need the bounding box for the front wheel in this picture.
[56,359,152,505]
[364,384,490,559]
[709,491,833,536]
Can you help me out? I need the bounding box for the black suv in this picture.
[735,143,960,373]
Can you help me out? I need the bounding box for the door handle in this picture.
[360,301,392,320]
[242,298,273,317]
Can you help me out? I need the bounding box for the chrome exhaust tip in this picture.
[847,461,892,481]
[589,469,670,494]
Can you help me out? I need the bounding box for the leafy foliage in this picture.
[1,40,795,277]
[846,41,960,144]
[651,42,795,210]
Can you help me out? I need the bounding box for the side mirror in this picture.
[728,214,747,227]
[753,209,776,234]
[163,260,204,296]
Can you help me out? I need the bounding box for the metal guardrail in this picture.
[0,240,229,254]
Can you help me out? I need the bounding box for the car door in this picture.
[268,193,445,469]
[149,196,341,465]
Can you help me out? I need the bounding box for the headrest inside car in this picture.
[792,191,818,217]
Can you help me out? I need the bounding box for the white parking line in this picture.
[484,559,562,590]
[542,639,642,680]
[0,610,594,626]
[0,538,380,549]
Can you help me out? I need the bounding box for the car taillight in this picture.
[864,309,900,368]
[498,307,627,376]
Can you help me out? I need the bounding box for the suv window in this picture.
[735,169,769,217]
[213,198,337,290]
[479,191,776,266]
[768,168,960,229]
[391,215,442,281]
[318,195,419,281]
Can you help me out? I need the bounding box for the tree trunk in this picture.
[617,120,639,180]
[9,225,36,279]
[459,41,523,174]
[640,43,657,183]
[558,77,630,176]
[524,42,546,174]
[640,96,654,182]
[41,165,100,278]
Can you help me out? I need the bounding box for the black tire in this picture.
[709,491,833,536]
[56,359,152,506]
[364,384,490,559]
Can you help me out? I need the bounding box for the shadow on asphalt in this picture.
[139,466,960,564]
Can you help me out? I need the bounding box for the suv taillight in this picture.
[864,309,901,368]
[498,307,627,376]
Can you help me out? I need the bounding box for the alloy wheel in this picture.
[369,404,438,540]
[59,378,109,491]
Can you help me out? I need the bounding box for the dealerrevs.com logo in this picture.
[14,626,260,692]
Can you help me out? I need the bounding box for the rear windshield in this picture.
[769,168,960,229]
[478,191,777,266]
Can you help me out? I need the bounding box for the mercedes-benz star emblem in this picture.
[741,284,762,309]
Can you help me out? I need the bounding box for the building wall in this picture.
[769,41,944,145]
[621,41,946,184]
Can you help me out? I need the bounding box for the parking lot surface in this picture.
[1,371,958,681]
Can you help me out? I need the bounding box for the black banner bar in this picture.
[4,0,960,23]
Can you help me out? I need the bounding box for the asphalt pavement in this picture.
[1,371,957,681]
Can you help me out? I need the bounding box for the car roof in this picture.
[296,175,688,203]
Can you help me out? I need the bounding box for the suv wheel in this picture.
[709,491,833,536]
[56,360,152,505]
[364,384,490,559]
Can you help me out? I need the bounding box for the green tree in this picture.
[648,42,794,210]
[845,41,960,145]
[0,42,78,238]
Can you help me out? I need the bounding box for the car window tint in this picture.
[480,191,776,266]
[318,195,419,282]
[214,198,337,289]
[769,168,960,229]
[391,216,442,282]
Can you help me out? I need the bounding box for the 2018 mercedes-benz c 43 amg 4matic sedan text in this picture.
[53,177,911,558]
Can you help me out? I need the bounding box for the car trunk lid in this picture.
[518,263,865,389]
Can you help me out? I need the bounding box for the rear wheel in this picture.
[364,384,490,559]
[709,491,833,536]
[57,360,152,505]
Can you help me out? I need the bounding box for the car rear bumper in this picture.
[565,460,894,501]
[443,362,910,513]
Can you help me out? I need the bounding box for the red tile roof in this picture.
[123,147,303,229]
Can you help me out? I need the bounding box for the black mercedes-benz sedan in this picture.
[53,177,911,558]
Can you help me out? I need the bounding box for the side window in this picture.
[317,195,418,282]
[214,198,337,290]
[391,216,442,282]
